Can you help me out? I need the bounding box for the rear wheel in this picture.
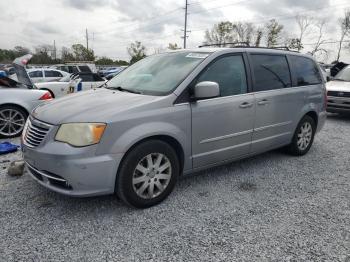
[287,115,316,156]
[0,105,28,138]
[116,140,179,208]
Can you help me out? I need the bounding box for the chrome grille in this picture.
[24,118,52,148]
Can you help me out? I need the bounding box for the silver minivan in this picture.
[22,48,327,208]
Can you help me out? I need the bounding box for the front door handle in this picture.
[258,99,270,105]
[239,102,253,108]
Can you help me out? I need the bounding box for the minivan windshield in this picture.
[106,51,210,95]
[334,66,350,82]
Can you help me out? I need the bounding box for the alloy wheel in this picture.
[297,122,313,151]
[0,108,26,137]
[132,153,172,199]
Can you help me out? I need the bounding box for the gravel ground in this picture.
[0,115,349,262]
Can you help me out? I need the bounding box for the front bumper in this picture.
[23,140,123,197]
[327,96,350,113]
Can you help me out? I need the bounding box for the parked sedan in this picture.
[35,72,106,98]
[0,55,53,138]
[326,65,350,114]
[27,68,70,83]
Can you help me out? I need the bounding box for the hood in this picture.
[32,88,165,124]
[12,54,34,88]
[326,80,350,92]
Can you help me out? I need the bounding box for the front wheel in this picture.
[287,115,316,156]
[116,140,180,208]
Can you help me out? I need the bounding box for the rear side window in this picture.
[28,70,43,78]
[45,70,63,77]
[80,74,94,82]
[197,55,247,97]
[289,56,322,86]
[78,66,92,72]
[251,54,291,91]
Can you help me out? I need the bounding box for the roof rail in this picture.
[198,42,250,48]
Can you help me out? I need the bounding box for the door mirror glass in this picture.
[193,81,220,100]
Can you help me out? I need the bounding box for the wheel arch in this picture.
[0,103,29,116]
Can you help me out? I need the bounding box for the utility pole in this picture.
[182,0,189,49]
[53,40,56,60]
[86,28,89,51]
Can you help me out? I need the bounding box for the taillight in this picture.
[39,92,53,100]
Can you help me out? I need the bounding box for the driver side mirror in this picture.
[193,81,220,100]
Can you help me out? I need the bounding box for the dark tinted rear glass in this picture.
[289,56,322,86]
[251,54,291,91]
[45,70,62,77]
[78,66,92,72]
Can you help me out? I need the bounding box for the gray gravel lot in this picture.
[0,115,349,262]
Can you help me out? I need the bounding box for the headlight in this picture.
[55,123,106,147]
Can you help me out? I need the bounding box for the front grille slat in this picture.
[24,118,52,148]
[328,91,350,97]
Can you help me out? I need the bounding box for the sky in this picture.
[0,0,349,62]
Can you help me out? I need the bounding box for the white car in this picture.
[35,72,106,98]
[326,65,350,114]
[27,68,70,83]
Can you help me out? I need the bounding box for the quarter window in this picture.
[289,56,322,86]
[251,54,291,91]
[44,70,63,77]
[28,70,43,78]
[197,55,247,97]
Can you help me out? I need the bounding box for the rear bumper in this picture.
[316,111,327,133]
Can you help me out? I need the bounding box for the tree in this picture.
[254,28,263,47]
[295,15,313,51]
[31,44,55,64]
[95,56,114,65]
[234,22,255,45]
[71,44,95,61]
[61,46,75,62]
[310,19,328,58]
[127,41,146,64]
[13,46,30,57]
[336,10,350,61]
[168,43,180,50]
[114,60,129,66]
[203,21,235,46]
[286,38,303,50]
[265,19,284,47]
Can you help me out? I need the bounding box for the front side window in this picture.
[106,52,210,95]
[251,54,291,92]
[28,70,43,78]
[289,56,322,86]
[196,55,247,97]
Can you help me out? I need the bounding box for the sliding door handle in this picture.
[258,99,270,105]
[239,102,253,108]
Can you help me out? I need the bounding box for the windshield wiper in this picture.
[106,85,141,94]
[333,78,346,81]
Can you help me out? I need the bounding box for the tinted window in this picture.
[78,66,92,72]
[80,74,94,82]
[28,70,43,78]
[45,70,63,77]
[251,54,291,91]
[197,55,247,97]
[290,56,322,86]
[93,74,104,82]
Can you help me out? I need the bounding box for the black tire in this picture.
[287,115,316,156]
[0,105,28,138]
[116,140,180,208]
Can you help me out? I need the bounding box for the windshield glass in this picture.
[334,66,350,81]
[106,51,210,95]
